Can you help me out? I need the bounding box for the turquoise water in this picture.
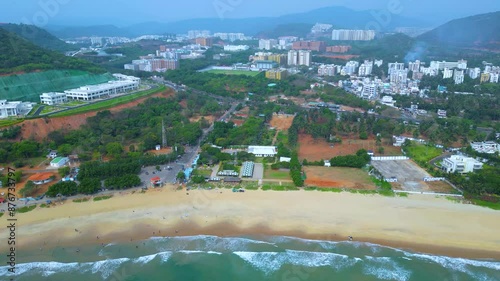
[1,235,499,281]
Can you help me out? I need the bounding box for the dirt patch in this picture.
[270,114,295,131]
[231,119,244,126]
[298,134,401,161]
[189,115,216,124]
[147,147,173,156]
[18,90,174,141]
[425,180,456,193]
[304,166,375,189]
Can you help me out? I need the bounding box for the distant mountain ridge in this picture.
[0,28,102,75]
[0,23,74,52]
[46,6,427,38]
[418,11,500,49]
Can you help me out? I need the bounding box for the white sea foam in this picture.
[405,252,500,280]
[234,250,358,274]
[362,256,412,281]
[0,258,130,279]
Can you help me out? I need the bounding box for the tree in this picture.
[378,147,385,155]
[105,142,123,158]
[46,181,78,197]
[176,171,186,181]
[20,181,37,197]
[58,166,70,177]
[78,178,101,195]
[57,144,73,156]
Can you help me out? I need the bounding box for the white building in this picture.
[259,39,278,50]
[248,146,277,157]
[390,70,408,84]
[213,33,245,41]
[40,92,68,105]
[112,73,141,83]
[437,109,447,118]
[318,64,337,76]
[380,96,396,107]
[288,50,311,66]
[64,80,139,101]
[188,30,210,39]
[0,100,33,118]
[442,68,453,79]
[311,23,333,33]
[490,73,499,83]
[50,157,69,168]
[332,29,375,41]
[361,83,377,99]
[470,141,500,154]
[442,155,483,174]
[430,60,467,70]
[468,67,481,79]
[454,70,465,85]
[408,60,421,72]
[358,61,373,76]
[223,45,249,52]
[388,62,405,74]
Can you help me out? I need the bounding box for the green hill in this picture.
[0,27,103,75]
[0,70,114,102]
[418,11,500,49]
[0,23,73,52]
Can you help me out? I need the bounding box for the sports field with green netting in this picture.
[0,70,114,102]
[206,69,262,76]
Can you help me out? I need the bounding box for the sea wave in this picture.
[234,249,358,274]
[363,256,412,281]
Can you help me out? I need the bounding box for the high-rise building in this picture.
[454,70,465,85]
[430,60,467,70]
[331,30,375,41]
[213,33,245,41]
[292,41,326,52]
[390,70,408,84]
[443,68,453,79]
[318,64,337,76]
[298,50,311,66]
[259,39,278,50]
[358,61,373,76]
[188,30,210,39]
[408,60,421,72]
[480,73,491,83]
[268,54,287,65]
[287,50,298,66]
[490,73,499,83]
[195,37,213,47]
[388,62,405,74]
[468,68,481,79]
[343,61,359,75]
[361,83,377,99]
[287,50,311,66]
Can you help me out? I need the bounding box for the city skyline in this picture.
[0,0,498,27]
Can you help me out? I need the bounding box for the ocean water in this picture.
[1,235,499,281]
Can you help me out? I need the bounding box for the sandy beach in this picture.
[2,187,500,259]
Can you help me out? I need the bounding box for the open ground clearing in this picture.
[298,134,402,161]
[304,166,375,189]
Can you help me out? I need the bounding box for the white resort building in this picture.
[248,146,277,157]
[0,100,33,118]
[64,80,139,101]
[441,155,483,174]
[40,92,68,105]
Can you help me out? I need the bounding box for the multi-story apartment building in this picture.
[331,30,375,41]
[292,41,326,52]
[259,39,278,50]
[265,69,288,80]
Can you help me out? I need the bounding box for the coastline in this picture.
[2,187,500,260]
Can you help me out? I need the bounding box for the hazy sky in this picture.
[0,0,499,26]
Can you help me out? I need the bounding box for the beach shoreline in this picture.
[2,187,500,260]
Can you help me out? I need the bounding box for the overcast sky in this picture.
[0,0,499,26]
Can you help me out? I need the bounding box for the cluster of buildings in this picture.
[311,23,333,34]
[318,60,380,77]
[331,29,376,41]
[470,141,500,154]
[258,37,298,50]
[441,155,483,174]
[287,50,312,67]
[40,74,140,104]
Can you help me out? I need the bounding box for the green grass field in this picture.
[40,106,61,115]
[405,143,443,163]
[50,86,166,117]
[264,169,291,180]
[206,69,262,77]
[0,119,23,128]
